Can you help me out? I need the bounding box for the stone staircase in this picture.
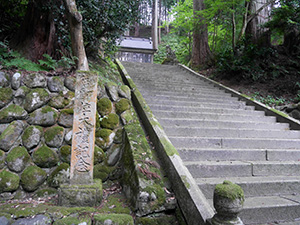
[121,61,300,225]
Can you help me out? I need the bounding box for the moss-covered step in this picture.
[58,179,103,207]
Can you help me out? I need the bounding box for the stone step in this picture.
[164,127,300,139]
[133,79,214,87]
[178,148,300,162]
[144,99,252,110]
[197,176,300,199]
[143,93,241,102]
[207,195,300,224]
[149,105,259,115]
[138,87,229,96]
[139,89,234,98]
[240,195,300,224]
[178,148,267,161]
[152,110,275,122]
[159,118,290,130]
[136,83,221,92]
[169,137,300,149]
[184,161,300,178]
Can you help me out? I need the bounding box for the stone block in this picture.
[58,179,102,207]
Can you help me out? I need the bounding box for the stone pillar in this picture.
[59,71,102,207]
[70,71,98,184]
[210,180,244,225]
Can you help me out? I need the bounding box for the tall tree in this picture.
[63,0,89,71]
[9,0,141,62]
[246,0,273,46]
[12,0,63,61]
[191,0,211,68]
[152,0,159,49]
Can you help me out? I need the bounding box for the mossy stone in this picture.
[94,213,133,225]
[97,97,112,116]
[214,180,245,202]
[48,163,70,188]
[96,112,101,129]
[94,146,105,165]
[0,87,13,109]
[44,126,65,148]
[100,113,119,130]
[135,215,177,225]
[0,120,24,152]
[27,105,58,126]
[119,85,131,99]
[0,150,5,169]
[115,98,131,114]
[48,92,73,109]
[64,76,76,92]
[32,145,59,168]
[47,76,65,92]
[23,73,46,88]
[34,188,58,198]
[24,88,50,112]
[21,165,47,192]
[143,184,166,206]
[120,110,133,125]
[59,145,71,163]
[53,215,92,225]
[0,170,20,193]
[0,72,10,87]
[58,109,73,128]
[113,128,123,144]
[93,164,111,181]
[22,125,43,150]
[106,81,119,101]
[6,146,30,173]
[95,129,115,150]
[0,104,28,123]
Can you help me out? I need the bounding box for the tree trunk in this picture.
[232,9,237,51]
[152,0,158,50]
[158,0,162,44]
[191,0,211,68]
[246,0,271,47]
[63,0,89,71]
[134,22,140,37]
[12,0,62,62]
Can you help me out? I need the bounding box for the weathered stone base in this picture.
[58,179,102,207]
[208,216,244,225]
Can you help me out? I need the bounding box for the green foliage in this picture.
[154,34,191,65]
[38,54,57,71]
[214,42,280,81]
[0,43,42,71]
[251,92,288,107]
[77,0,141,56]
[265,0,300,54]
[38,53,77,71]
[0,41,77,71]
[0,0,28,39]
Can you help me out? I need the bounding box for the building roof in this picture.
[117,36,155,51]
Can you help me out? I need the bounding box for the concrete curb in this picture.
[179,64,300,130]
[115,59,214,225]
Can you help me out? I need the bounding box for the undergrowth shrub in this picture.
[214,42,279,82]
[0,41,76,71]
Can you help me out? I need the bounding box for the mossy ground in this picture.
[0,181,133,223]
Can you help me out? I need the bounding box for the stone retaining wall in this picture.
[0,70,130,200]
[0,69,179,223]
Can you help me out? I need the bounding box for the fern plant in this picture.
[38,54,58,71]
